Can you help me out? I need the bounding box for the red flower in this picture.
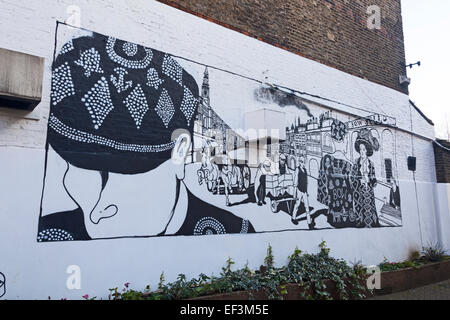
[82,294,89,299]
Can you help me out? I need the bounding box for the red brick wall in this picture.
[434,140,450,183]
[157,0,408,94]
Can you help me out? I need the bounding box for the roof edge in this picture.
[433,140,450,152]
[409,99,434,126]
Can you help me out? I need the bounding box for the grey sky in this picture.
[401,0,450,139]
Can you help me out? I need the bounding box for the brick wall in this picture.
[157,0,408,94]
[434,140,450,183]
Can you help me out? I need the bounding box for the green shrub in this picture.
[106,242,369,301]
[378,257,424,272]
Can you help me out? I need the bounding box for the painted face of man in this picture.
[61,133,191,238]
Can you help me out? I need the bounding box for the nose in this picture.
[90,204,118,224]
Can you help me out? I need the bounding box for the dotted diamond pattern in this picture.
[81,77,114,130]
[124,84,149,129]
[155,88,175,128]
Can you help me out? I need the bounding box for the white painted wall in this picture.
[435,184,450,251]
[0,0,448,300]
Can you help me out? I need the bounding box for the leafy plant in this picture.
[102,243,369,301]
[286,241,368,300]
[379,244,448,273]
[264,244,275,269]
[378,256,425,272]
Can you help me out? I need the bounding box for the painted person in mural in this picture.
[219,154,233,207]
[197,147,209,185]
[389,178,401,210]
[38,31,254,242]
[317,154,354,228]
[254,160,271,206]
[279,154,288,175]
[292,156,313,229]
[350,128,380,228]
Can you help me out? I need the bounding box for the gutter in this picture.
[433,140,450,152]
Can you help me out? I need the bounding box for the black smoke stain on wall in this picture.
[254,86,313,117]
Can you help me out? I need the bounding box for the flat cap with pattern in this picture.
[49,32,199,174]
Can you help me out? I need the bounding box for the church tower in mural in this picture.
[201,67,210,107]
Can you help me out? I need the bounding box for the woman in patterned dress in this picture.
[350,129,380,228]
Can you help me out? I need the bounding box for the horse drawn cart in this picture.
[214,163,252,195]
[198,154,252,195]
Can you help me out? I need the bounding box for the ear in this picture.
[171,130,191,180]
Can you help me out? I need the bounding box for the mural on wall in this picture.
[39,24,402,242]
[38,25,255,242]
[192,74,402,231]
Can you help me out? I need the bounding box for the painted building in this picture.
[0,0,448,300]
[193,67,245,162]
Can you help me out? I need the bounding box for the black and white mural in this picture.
[38,24,402,242]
